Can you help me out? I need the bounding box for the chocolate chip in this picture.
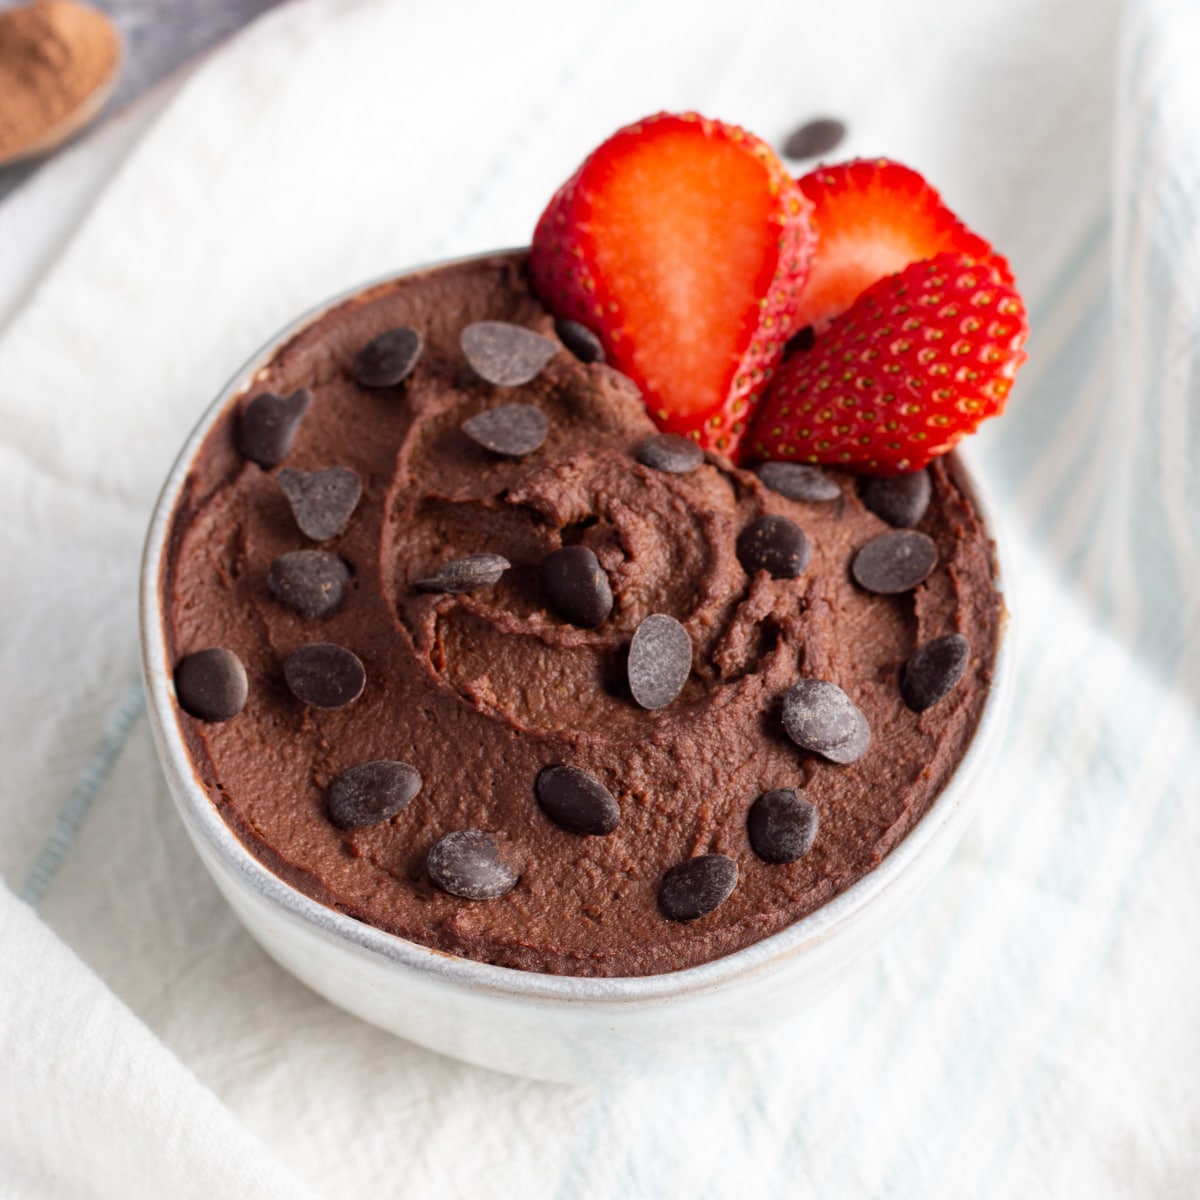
[351,326,423,389]
[658,854,738,922]
[427,830,519,900]
[747,788,818,864]
[784,325,816,357]
[328,760,421,829]
[635,433,704,474]
[276,467,363,541]
[819,707,871,764]
[536,765,619,836]
[462,403,549,457]
[782,678,867,758]
[267,550,350,619]
[736,515,812,579]
[902,633,970,712]
[540,546,613,628]
[754,461,841,502]
[416,553,510,594]
[852,531,938,594]
[283,643,365,709]
[461,321,558,387]
[173,647,248,722]
[239,389,311,468]
[628,613,692,710]
[858,470,931,528]
[782,117,847,161]
[555,318,605,364]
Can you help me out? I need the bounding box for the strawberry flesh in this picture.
[531,112,815,456]
[793,159,1012,332]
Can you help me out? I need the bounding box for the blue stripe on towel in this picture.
[19,680,146,907]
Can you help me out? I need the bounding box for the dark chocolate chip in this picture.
[239,389,312,468]
[351,326,423,389]
[461,321,558,387]
[783,325,816,357]
[283,643,365,709]
[628,613,692,710]
[819,707,871,764]
[635,433,704,475]
[276,467,363,541]
[416,553,511,594]
[536,765,620,836]
[267,550,350,619]
[782,678,865,756]
[555,318,605,364]
[427,830,519,900]
[852,530,938,594]
[173,647,248,722]
[540,546,613,628]
[658,854,738,922]
[462,403,549,457]
[902,633,970,712]
[782,117,847,161]
[754,461,841,503]
[736,515,812,579]
[328,760,421,829]
[747,788,819,864]
[858,469,931,529]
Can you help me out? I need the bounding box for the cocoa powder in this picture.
[0,0,120,161]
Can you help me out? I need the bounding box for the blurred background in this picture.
[0,0,284,200]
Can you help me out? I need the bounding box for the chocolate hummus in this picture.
[161,252,1003,977]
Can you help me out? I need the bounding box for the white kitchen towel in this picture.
[1,0,1196,1196]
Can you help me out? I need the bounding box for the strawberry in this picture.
[750,252,1028,474]
[792,158,1012,333]
[530,112,816,456]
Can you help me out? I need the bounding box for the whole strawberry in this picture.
[530,112,816,457]
[750,253,1028,474]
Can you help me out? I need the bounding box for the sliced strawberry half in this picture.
[530,112,816,456]
[751,252,1028,474]
[792,158,1013,333]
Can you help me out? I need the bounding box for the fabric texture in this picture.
[1,0,1197,1195]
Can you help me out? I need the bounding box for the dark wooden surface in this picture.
[0,0,286,201]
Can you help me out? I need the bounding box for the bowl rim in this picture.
[139,247,1013,1008]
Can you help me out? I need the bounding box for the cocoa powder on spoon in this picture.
[0,0,121,165]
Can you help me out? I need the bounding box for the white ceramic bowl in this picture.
[139,252,1013,1084]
